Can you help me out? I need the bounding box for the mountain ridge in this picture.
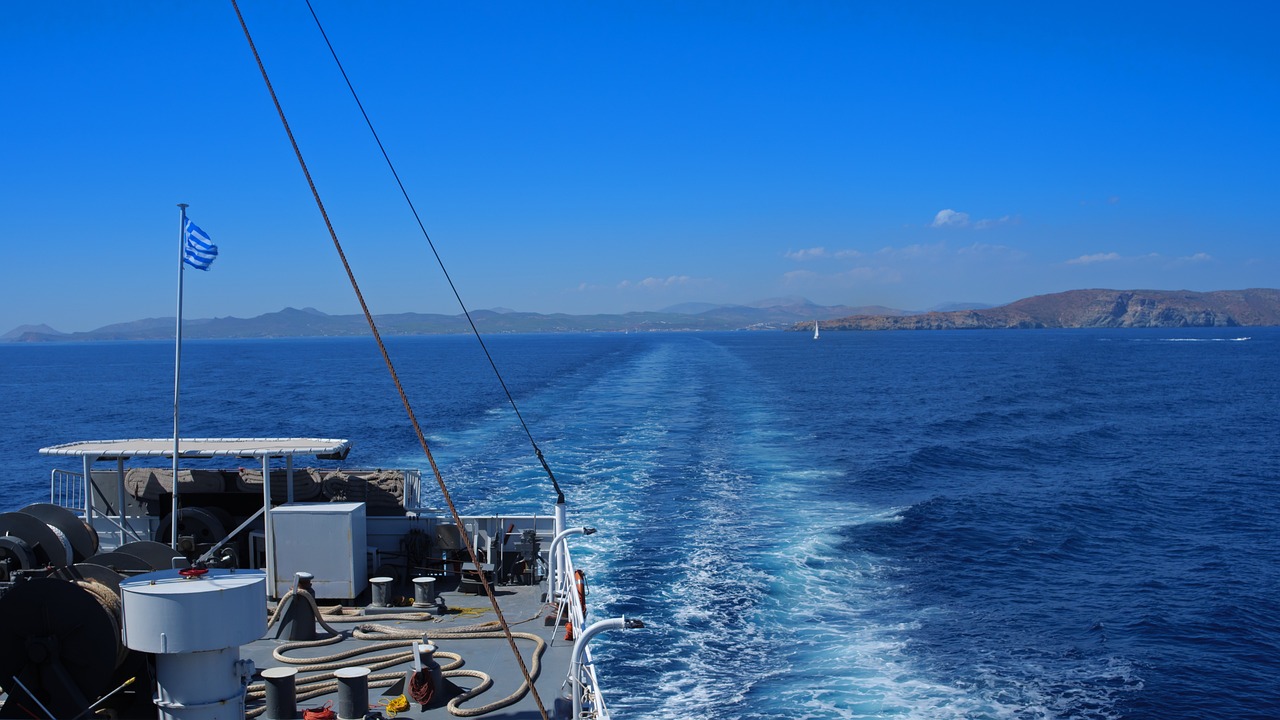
[8,289,1278,342]
[810,288,1280,331]
[4,299,877,341]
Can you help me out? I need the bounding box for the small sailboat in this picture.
[813,321,820,340]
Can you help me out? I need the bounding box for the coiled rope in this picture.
[302,701,335,720]
[75,579,129,668]
[381,694,410,716]
[266,589,434,635]
[247,590,547,717]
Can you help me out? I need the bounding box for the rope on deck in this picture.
[248,590,549,717]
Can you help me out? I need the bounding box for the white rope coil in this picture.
[249,589,548,717]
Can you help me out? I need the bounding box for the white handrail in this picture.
[49,468,85,510]
[570,617,645,719]
[49,468,148,545]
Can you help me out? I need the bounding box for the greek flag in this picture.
[183,218,218,271]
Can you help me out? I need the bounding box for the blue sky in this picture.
[2,2,1276,333]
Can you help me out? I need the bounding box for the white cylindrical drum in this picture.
[121,569,266,720]
[121,569,266,653]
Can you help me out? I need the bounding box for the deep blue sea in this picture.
[2,328,1278,719]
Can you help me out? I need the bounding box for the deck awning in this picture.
[38,438,351,461]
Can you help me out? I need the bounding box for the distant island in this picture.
[807,288,1280,332]
[4,289,1278,343]
[1,298,898,342]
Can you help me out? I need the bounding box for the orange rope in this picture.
[302,700,336,720]
[228,3,549,720]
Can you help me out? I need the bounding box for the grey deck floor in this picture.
[243,577,575,719]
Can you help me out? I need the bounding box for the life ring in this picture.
[564,569,590,641]
[574,569,588,614]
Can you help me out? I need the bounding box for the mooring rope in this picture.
[229,2,550,717]
[299,0,567,507]
[246,591,547,717]
[75,579,129,668]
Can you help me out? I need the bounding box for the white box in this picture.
[270,502,367,599]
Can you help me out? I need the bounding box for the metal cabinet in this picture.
[270,502,367,599]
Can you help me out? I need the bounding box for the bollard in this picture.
[408,642,444,708]
[275,571,317,641]
[275,592,316,641]
[261,667,297,720]
[412,576,436,607]
[294,571,313,594]
[370,576,393,608]
[335,666,370,720]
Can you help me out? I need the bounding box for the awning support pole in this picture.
[82,455,94,529]
[264,454,274,597]
[117,457,127,547]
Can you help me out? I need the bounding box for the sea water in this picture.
[2,328,1277,719]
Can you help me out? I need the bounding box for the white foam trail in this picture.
[419,337,1141,719]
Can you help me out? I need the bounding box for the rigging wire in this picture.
[301,0,567,506]
[227,3,550,719]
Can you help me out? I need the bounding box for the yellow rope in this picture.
[381,694,410,717]
[451,606,490,619]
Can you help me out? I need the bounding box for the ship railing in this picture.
[440,515,610,717]
[50,468,85,512]
[49,468,149,548]
[561,542,610,719]
[404,468,422,510]
[561,548,588,630]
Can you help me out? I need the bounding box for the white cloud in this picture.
[1065,251,1211,268]
[1066,252,1122,265]
[779,236,1036,299]
[617,275,696,290]
[785,247,828,260]
[782,265,903,288]
[931,209,1018,230]
[931,209,970,228]
[974,215,1017,230]
[876,242,947,260]
[782,269,818,283]
[958,242,1024,259]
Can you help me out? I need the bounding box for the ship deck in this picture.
[244,574,574,719]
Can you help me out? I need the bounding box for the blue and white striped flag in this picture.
[183,218,218,271]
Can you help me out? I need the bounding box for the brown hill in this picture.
[814,289,1280,331]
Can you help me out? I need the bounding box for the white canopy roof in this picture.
[38,438,351,461]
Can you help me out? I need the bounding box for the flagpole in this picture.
[173,203,188,550]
